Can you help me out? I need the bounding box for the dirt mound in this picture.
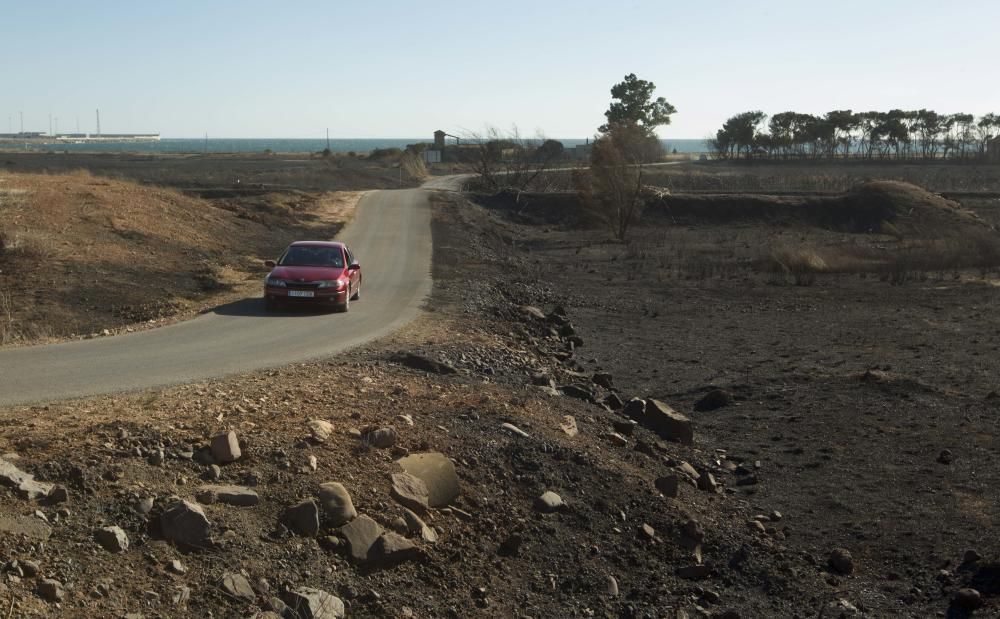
[0,172,349,344]
[651,180,989,236]
[832,180,985,234]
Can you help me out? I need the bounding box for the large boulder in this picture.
[642,399,693,445]
[396,452,459,507]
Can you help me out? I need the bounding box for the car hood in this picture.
[268,266,346,281]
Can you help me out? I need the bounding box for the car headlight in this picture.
[266,277,287,287]
[317,279,348,289]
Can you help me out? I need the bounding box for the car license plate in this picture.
[288,290,314,298]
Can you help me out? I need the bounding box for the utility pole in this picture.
[326,128,330,150]
[49,114,52,137]
[19,111,23,134]
[96,109,101,137]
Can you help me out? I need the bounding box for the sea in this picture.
[14,137,709,155]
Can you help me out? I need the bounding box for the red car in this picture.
[263,241,362,312]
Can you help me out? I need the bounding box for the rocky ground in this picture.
[0,182,998,618]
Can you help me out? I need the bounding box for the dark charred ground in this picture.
[437,184,1000,617]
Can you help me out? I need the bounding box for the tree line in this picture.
[710,110,1000,161]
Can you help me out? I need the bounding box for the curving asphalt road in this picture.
[0,183,448,407]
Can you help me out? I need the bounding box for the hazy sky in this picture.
[3,0,999,139]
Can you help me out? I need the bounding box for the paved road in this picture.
[0,186,437,406]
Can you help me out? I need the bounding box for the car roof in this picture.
[288,241,345,248]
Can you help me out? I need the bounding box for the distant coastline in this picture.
[0,137,708,155]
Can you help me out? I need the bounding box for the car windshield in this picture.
[278,246,344,267]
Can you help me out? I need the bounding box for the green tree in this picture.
[718,111,767,159]
[599,73,677,135]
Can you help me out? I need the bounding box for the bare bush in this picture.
[466,126,559,192]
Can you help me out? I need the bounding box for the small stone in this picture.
[612,419,638,436]
[828,548,854,575]
[204,464,222,481]
[559,416,578,437]
[21,560,39,577]
[221,572,255,600]
[317,482,357,526]
[748,520,766,533]
[210,431,241,463]
[769,510,782,522]
[697,471,719,493]
[307,419,334,442]
[148,449,165,466]
[47,485,69,504]
[338,514,384,563]
[606,575,619,597]
[654,475,680,497]
[136,497,154,515]
[168,559,186,574]
[284,499,320,537]
[694,389,733,412]
[643,399,694,445]
[953,588,983,610]
[282,587,346,619]
[639,523,656,540]
[197,485,259,507]
[534,491,564,513]
[821,599,860,617]
[963,549,982,564]
[363,427,398,449]
[95,525,129,552]
[592,372,614,389]
[369,532,421,566]
[38,578,64,602]
[937,449,953,464]
[501,422,530,438]
[390,516,408,533]
[395,414,415,427]
[160,500,213,549]
[402,507,438,543]
[605,432,628,446]
[173,585,191,606]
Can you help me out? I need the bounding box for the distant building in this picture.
[571,140,593,161]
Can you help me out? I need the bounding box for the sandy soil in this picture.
[0,171,361,345]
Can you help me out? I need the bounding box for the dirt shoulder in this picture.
[0,171,362,345]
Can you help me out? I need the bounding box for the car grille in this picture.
[286,282,321,289]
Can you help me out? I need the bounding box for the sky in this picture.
[3,0,999,139]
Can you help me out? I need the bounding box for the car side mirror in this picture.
[348,262,360,271]
[264,260,276,268]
